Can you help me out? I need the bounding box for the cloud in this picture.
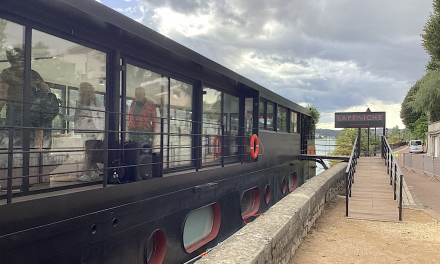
[114,0,433,128]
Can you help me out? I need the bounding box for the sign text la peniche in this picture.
[334,112,385,128]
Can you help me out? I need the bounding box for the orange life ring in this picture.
[250,134,259,159]
[213,135,221,157]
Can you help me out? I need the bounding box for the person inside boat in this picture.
[59,82,104,182]
[0,46,52,149]
[128,86,158,144]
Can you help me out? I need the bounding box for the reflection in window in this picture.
[183,203,221,253]
[168,78,192,168]
[291,111,298,133]
[244,98,253,157]
[223,93,239,160]
[30,29,106,186]
[0,19,25,190]
[202,87,222,165]
[124,64,166,178]
[259,100,265,129]
[277,106,287,132]
[267,102,274,130]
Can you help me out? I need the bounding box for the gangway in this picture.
[345,136,403,221]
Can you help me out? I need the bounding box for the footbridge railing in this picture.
[381,136,403,221]
[345,136,360,217]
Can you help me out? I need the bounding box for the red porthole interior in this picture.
[145,229,166,264]
[183,203,221,253]
[289,172,298,192]
[265,185,270,204]
[282,178,286,194]
[241,187,260,218]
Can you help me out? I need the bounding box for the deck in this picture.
[347,156,400,221]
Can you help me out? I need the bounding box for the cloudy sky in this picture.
[98,0,432,129]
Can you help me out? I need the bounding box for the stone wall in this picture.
[196,162,347,264]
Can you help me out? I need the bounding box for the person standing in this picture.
[59,82,104,182]
[0,46,51,149]
[128,86,157,143]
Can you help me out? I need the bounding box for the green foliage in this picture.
[411,69,440,122]
[391,125,399,136]
[413,115,429,141]
[400,81,423,131]
[328,128,379,156]
[421,0,440,70]
[306,104,320,132]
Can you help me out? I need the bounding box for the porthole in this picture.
[265,185,270,204]
[289,172,298,192]
[241,187,260,218]
[183,203,221,253]
[282,178,287,194]
[145,230,166,264]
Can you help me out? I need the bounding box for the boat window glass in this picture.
[0,19,24,191]
[223,93,239,161]
[125,64,167,177]
[244,98,253,157]
[267,102,274,130]
[27,29,107,188]
[168,78,193,169]
[202,87,222,165]
[277,105,287,132]
[259,100,265,129]
[183,203,221,253]
[291,111,298,133]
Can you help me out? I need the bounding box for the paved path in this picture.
[348,157,400,221]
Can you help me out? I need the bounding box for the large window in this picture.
[0,21,108,192]
[258,99,275,131]
[291,111,298,133]
[0,19,25,191]
[277,106,287,132]
[202,87,240,166]
[124,64,194,174]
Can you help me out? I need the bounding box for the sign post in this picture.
[335,111,386,157]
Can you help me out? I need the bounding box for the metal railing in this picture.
[396,152,440,181]
[0,101,258,203]
[381,136,403,221]
[345,136,359,217]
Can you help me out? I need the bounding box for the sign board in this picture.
[335,112,385,128]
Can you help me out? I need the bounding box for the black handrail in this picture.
[381,136,403,221]
[345,136,359,217]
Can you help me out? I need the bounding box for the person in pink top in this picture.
[128,86,158,143]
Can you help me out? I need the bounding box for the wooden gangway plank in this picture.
[348,157,400,222]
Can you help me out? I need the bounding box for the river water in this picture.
[314,138,336,174]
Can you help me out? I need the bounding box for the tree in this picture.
[391,125,400,136]
[413,115,429,141]
[421,0,440,70]
[411,69,440,122]
[306,104,320,132]
[400,81,424,131]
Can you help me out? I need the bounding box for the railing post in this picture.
[399,174,403,221]
[393,163,397,200]
[160,118,164,177]
[346,171,349,217]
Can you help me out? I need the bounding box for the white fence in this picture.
[395,153,440,181]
